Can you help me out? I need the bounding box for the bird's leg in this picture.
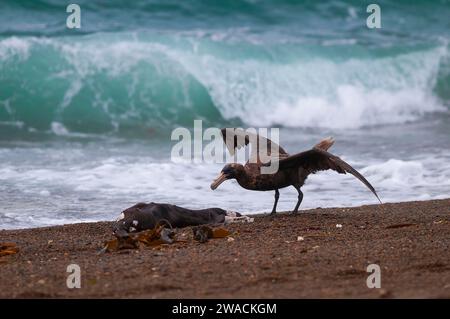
[293,186,303,213]
[270,189,280,215]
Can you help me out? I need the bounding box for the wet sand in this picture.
[0,199,449,298]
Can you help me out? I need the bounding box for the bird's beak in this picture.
[210,172,228,190]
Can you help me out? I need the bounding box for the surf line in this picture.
[172,303,207,317]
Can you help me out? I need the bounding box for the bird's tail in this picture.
[314,137,335,151]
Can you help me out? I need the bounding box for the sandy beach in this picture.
[0,199,449,299]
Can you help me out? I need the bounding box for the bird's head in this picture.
[210,163,244,190]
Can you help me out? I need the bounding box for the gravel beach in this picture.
[0,199,449,298]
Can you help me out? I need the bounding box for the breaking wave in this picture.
[0,30,449,136]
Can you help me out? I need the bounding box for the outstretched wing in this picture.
[276,148,382,203]
[220,128,289,164]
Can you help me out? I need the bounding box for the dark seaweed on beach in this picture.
[0,242,19,257]
[99,224,176,254]
[192,226,231,243]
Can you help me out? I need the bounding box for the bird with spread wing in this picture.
[210,128,381,214]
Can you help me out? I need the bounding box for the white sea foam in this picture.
[361,158,450,188]
[50,122,69,136]
[1,146,449,229]
[177,46,447,129]
[0,37,31,61]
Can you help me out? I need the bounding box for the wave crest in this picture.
[0,34,448,135]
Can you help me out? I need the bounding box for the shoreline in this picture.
[0,199,449,298]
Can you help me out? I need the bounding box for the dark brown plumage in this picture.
[211,128,381,214]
